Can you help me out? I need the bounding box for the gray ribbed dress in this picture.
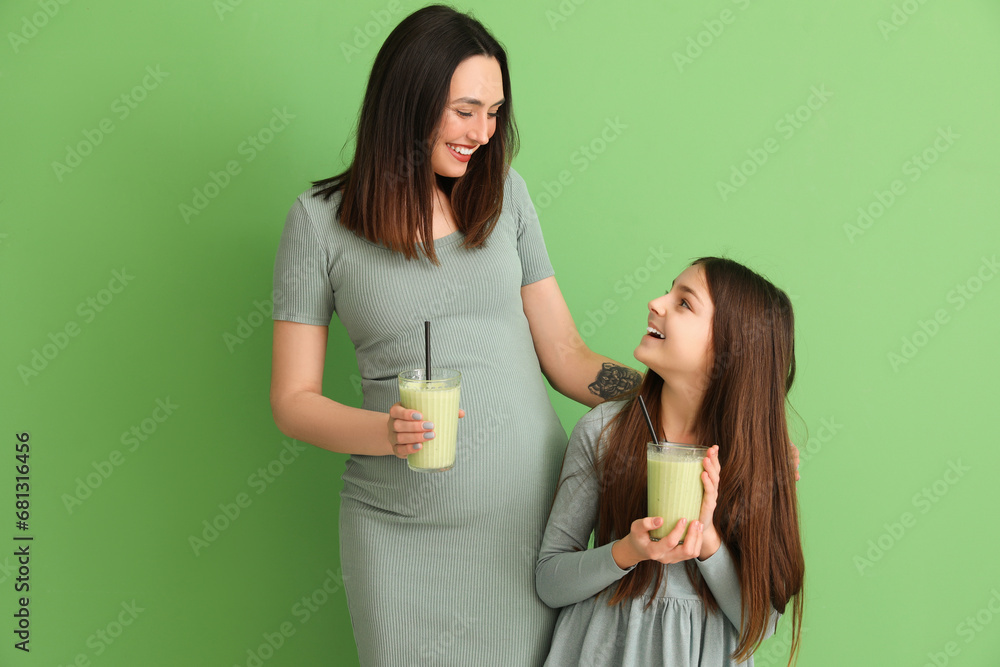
[536,401,778,666]
[272,168,568,666]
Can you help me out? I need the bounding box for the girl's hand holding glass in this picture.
[613,516,704,570]
[697,445,722,561]
[612,445,721,569]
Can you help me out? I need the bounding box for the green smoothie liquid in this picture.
[399,377,461,472]
[647,450,705,542]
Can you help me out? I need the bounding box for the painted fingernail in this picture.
[411,412,422,420]
[413,443,422,450]
[424,432,435,439]
[423,422,434,430]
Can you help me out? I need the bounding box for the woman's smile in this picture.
[447,143,476,162]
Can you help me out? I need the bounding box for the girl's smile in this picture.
[635,264,715,381]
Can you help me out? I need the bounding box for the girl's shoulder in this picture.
[591,399,629,421]
[572,399,629,440]
[566,400,629,465]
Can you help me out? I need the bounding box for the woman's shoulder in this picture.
[281,184,348,243]
[291,183,341,216]
[504,165,527,189]
[502,166,531,208]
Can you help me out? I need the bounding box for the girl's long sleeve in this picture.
[535,403,634,608]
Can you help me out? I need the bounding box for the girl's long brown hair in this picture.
[594,257,804,665]
[311,5,518,264]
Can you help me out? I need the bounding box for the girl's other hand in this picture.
[698,445,722,560]
[611,516,703,569]
[385,403,465,459]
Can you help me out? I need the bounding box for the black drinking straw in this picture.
[424,321,431,380]
[638,395,659,443]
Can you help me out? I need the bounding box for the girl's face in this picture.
[634,264,715,381]
[430,55,504,179]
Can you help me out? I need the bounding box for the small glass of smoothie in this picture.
[398,369,461,473]
[647,442,709,542]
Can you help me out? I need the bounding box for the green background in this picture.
[2,0,998,665]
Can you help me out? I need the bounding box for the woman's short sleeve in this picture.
[272,197,336,325]
[509,170,555,287]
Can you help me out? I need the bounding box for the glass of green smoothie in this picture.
[398,369,461,472]
[647,442,708,542]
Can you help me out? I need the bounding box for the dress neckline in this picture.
[429,230,464,248]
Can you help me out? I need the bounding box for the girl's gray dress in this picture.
[536,401,778,666]
[273,169,568,665]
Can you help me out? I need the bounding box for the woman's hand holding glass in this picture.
[386,403,465,459]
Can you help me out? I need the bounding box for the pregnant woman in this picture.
[269,6,639,665]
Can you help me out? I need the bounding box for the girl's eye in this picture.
[680,299,691,310]
[488,112,498,119]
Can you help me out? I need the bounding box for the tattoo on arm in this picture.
[588,362,641,400]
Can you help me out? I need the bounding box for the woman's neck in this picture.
[657,379,705,445]
[431,187,458,240]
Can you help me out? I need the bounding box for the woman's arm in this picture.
[270,320,434,456]
[521,276,641,407]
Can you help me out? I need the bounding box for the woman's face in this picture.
[430,55,504,179]
[635,264,716,382]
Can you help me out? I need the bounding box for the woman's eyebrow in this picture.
[451,96,505,107]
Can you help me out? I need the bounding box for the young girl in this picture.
[536,257,805,666]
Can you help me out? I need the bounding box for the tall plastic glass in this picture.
[398,369,461,472]
[647,442,708,542]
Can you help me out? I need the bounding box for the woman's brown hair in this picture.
[312,5,518,264]
[593,257,804,665]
